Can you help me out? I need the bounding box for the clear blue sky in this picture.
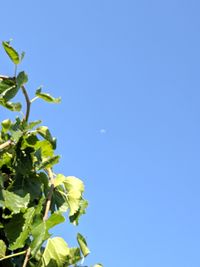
[1,1,200,266]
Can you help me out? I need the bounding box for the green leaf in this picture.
[0,78,16,94]
[63,176,84,216]
[0,86,19,102]
[26,120,42,130]
[54,174,65,188]
[77,233,90,257]
[36,126,56,149]
[0,240,6,258]
[2,190,30,213]
[41,237,70,267]
[63,176,84,193]
[0,99,22,111]
[16,71,28,88]
[69,199,88,225]
[0,78,19,102]
[1,119,11,132]
[21,51,25,61]
[38,155,60,170]
[66,248,82,265]
[36,88,61,103]
[92,264,103,267]
[5,207,35,250]
[52,188,69,213]
[2,41,20,64]
[46,212,65,230]
[35,140,54,159]
[30,221,47,256]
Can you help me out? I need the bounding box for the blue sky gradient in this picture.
[1,1,200,266]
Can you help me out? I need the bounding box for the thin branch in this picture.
[43,168,55,221]
[22,248,31,267]
[0,140,13,150]
[21,85,31,122]
[0,250,26,261]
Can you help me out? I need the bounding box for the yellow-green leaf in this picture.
[2,41,20,64]
[36,88,61,103]
[0,240,6,258]
[77,233,90,257]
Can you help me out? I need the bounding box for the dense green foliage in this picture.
[0,41,102,267]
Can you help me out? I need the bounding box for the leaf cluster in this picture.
[0,41,102,267]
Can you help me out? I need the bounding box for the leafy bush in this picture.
[0,41,102,267]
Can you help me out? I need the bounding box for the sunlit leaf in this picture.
[30,221,47,256]
[36,126,56,149]
[2,190,30,213]
[41,237,69,266]
[36,88,61,103]
[1,119,11,132]
[0,78,16,94]
[69,199,88,225]
[2,41,20,64]
[0,99,21,111]
[38,155,60,170]
[77,233,90,257]
[63,176,84,216]
[54,174,65,188]
[26,120,42,130]
[46,212,65,230]
[66,247,82,265]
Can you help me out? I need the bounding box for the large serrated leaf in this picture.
[41,237,70,267]
[63,176,84,216]
[2,41,20,64]
[77,233,90,257]
[36,88,61,103]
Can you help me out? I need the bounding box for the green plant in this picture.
[0,41,102,267]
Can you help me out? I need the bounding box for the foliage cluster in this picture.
[0,41,102,267]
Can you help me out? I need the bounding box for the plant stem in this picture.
[22,248,31,267]
[21,85,31,122]
[43,168,55,221]
[0,140,13,150]
[0,250,26,261]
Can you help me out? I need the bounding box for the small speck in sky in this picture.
[100,129,107,134]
